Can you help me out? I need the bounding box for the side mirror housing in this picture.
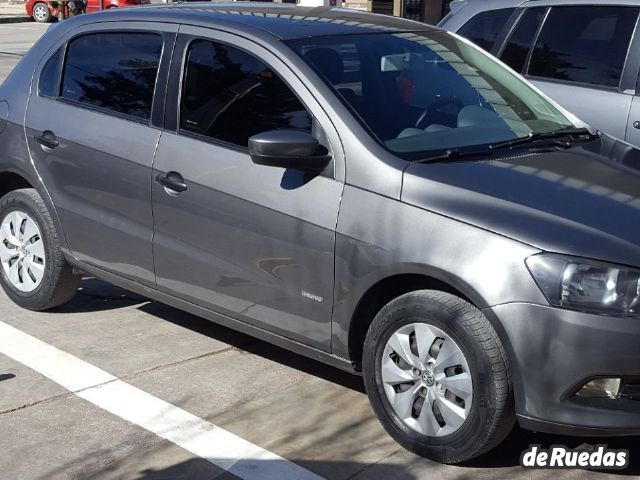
[248,130,331,172]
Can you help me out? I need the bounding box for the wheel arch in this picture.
[0,170,34,200]
[0,168,69,251]
[344,266,513,373]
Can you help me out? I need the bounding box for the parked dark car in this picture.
[440,0,640,149]
[1,3,639,464]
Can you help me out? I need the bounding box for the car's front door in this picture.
[151,29,344,349]
[25,24,177,286]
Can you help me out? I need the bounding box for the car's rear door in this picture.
[151,28,344,350]
[25,23,177,286]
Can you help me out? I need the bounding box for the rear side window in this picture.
[61,32,163,121]
[180,39,311,148]
[529,6,639,88]
[457,8,515,52]
[39,48,62,97]
[499,7,547,73]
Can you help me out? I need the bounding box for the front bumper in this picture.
[485,303,640,436]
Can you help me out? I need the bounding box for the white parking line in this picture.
[0,320,324,480]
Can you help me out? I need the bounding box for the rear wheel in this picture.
[0,189,79,310]
[363,290,515,464]
[32,3,52,23]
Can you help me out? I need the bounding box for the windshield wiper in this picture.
[413,148,493,164]
[489,127,599,151]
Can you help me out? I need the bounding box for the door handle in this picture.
[34,131,59,150]
[156,171,188,194]
[634,121,640,130]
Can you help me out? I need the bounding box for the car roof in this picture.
[449,0,640,10]
[79,2,438,40]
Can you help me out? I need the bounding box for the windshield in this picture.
[286,31,576,160]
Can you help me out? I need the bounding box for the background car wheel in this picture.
[32,3,52,23]
[363,290,515,464]
[0,189,80,311]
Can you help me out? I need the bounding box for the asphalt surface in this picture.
[1,22,639,480]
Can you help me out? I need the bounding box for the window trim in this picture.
[174,35,318,154]
[39,28,170,127]
[496,6,549,74]
[521,5,640,93]
[456,7,517,54]
[489,8,521,57]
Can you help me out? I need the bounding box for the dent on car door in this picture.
[25,25,177,286]
[521,5,639,143]
[151,30,344,350]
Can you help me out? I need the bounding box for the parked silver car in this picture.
[1,3,640,464]
[440,0,640,148]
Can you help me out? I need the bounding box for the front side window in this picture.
[180,39,311,147]
[499,7,547,73]
[457,8,515,52]
[61,32,163,120]
[288,32,575,160]
[528,6,639,88]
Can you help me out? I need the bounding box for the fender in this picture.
[0,162,70,252]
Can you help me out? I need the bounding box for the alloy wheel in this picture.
[381,322,473,437]
[33,4,49,21]
[0,210,46,293]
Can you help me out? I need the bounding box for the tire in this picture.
[363,290,514,464]
[0,189,80,311]
[32,3,52,23]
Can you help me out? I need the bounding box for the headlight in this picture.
[526,254,640,317]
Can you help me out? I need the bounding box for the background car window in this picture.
[181,40,311,147]
[528,6,639,88]
[457,8,515,52]
[499,7,547,73]
[61,33,163,120]
[39,48,62,98]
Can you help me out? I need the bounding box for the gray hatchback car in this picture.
[1,3,639,464]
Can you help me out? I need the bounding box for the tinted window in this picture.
[297,42,362,104]
[500,7,546,73]
[457,8,515,52]
[39,48,62,97]
[529,6,639,88]
[181,40,311,147]
[61,33,162,120]
[288,32,574,160]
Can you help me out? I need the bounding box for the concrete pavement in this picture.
[1,22,639,480]
[0,2,30,23]
[0,23,47,81]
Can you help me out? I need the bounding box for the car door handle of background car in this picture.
[634,121,640,130]
[156,172,188,194]
[34,131,59,150]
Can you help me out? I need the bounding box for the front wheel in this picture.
[0,189,80,311]
[363,290,515,464]
[32,3,52,23]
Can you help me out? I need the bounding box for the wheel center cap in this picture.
[422,370,435,386]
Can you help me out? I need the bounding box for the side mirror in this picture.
[248,130,331,172]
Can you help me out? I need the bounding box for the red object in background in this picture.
[25,0,150,22]
[396,74,415,104]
